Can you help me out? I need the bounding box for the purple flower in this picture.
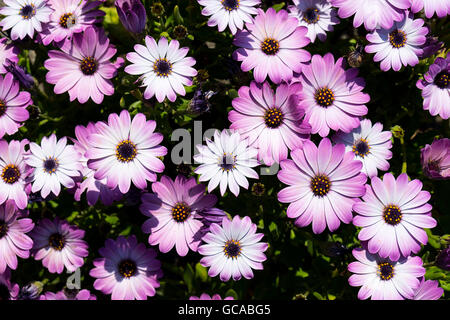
[229,81,311,166]
[86,110,167,194]
[410,0,449,18]
[190,293,234,300]
[233,8,311,84]
[115,0,147,34]
[353,173,436,261]
[198,215,268,282]
[31,218,89,274]
[0,268,19,300]
[277,138,366,234]
[416,53,449,119]
[348,248,426,300]
[419,29,444,59]
[413,278,444,300]
[90,235,162,300]
[4,59,35,89]
[40,289,96,300]
[436,246,450,271]
[0,38,19,75]
[420,138,450,179]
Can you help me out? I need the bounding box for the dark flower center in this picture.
[315,87,335,107]
[223,239,241,258]
[48,233,65,251]
[0,220,8,239]
[0,284,10,301]
[0,100,6,117]
[261,38,280,55]
[264,107,284,128]
[59,13,76,28]
[427,160,441,172]
[115,140,137,163]
[80,56,98,75]
[310,174,331,197]
[434,71,449,89]
[153,58,172,77]
[383,205,402,225]
[1,164,20,184]
[20,4,36,20]
[118,259,137,278]
[219,153,236,172]
[222,0,240,11]
[173,25,188,39]
[352,138,371,158]
[43,157,58,174]
[172,202,191,222]
[389,30,407,48]
[303,8,320,24]
[378,262,394,280]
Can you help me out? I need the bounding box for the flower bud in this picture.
[115,0,147,34]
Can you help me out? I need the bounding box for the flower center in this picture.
[48,233,65,251]
[434,71,449,89]
[43,157,59,174]
[80,56,98,75]
[20,4,36,20]
[1,164,20,184]
[118,259,137,278]
[59,13,76,28]
[115,140,137,163]
[219,153,236,172]
[0,283,10,300]
[310,174,331,197]
[377,262,394,281]
[303,8,320,24]
[427,160,441,172]
[261,38,280,55]
[0,220,8,239]
[383,204,402,225]
[223,239,241,258]
[172,202,191,222]
[264,107,284,128]
[222,0,239,11]
[0,100,6,117]
[389,30,407,48]
[352,138,370,158]
[315,87,335,107]
[153,58,172,77]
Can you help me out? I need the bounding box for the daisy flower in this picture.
[288,0,340,43]
[85,110,167,194]
[416,53,449,119]
[0,268,19,300]
[197,0,261,35]
[26,134,82,199]
[348,247,426,300]
[40,289,96,300]
[125,36,197,103]
[139,175,218,256]
[229,81,311,166]
[413,278,444,300]
[0,38,19,74]
[410,0,449,18]
[233,8,311,84]
[365,13,428,72]
[44,26,120,104]
[193,129,259,196]
[353,173,436,261]
[0,0,52,40]
[89,235,163,300]
[190,293,234,300]
[31,218,89,274]
[0,73,32,139]
[296,53,370,137]
[277,138,367,234]
[198,215,268,282]
[420,138,450,179]
[333,119,393,178]
[0,201,34,274]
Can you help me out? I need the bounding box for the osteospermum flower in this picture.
[348,248,426,300]
[197,0,260,34]
[86,110,167,194]
[333,119,393,178]
[288,0,339,43]
[353,173,436,261]
[44,26,119,104]
[190,293,234,300]
[26,134,82,199]
[40,289,96,300]
[0,268,19,300]
[277,138,367,234]
[0,73,32,139]
[420,138,450,179]
[233,8,311,84]
[416,53,449,119]
[31,218,89,274]
[199,215,268,281]
[194,130,259,196]
[296,53,369,137]
[0,38,18,74]
[410,0,449,18]
[0,201,34,274]
[365,13,428,72]
[229,81,311,166]
[139,175,218,256]
[89,235,162,300]
[125,36,197,103]
[0,0,52,40]
[413,278,444,300]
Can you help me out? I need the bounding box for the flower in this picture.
[277,138,366,234]
[0,73,32,139]
[0,201,34,273]
[413,278,444,300]
[365,13,428,72]
[44,26,119,104]
[197,0,260,35]
[410,0,449,18]
[436,246,450,271]
[26,134,82,199]
[199,215,267,282]
[31,218,89,274]
[40,289,96,300]
[38,0,105,46]
[296,53,369,138]
[0,38,19,74]
[190,293,234,300]
[139,175,218,256]
[288,0,339,43]
[348,247,426,300]
[330,0,410,31]
[194,130,259,196]
[229,81,311,166]
[85,110,167,194]
[89,235,162,300]
[0,268,19,300]
[16,282,42,300]
[419,29,444,59]
[0,0,52,40]
[420,138,450,179]
[332,119,393,178]
[416,53,449,119]
[353,173,436,261]
[3,59,35,89]
[115,0,147,34]
[232,8,311,84]
[125,36,197,103]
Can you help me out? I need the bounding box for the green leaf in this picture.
[313,292,325,300]
[195,263,208,282]
[225,289,238,299]
[119,225,132,236]
[183,264,195,293]
[105,215,119,225]
[425,266,446,280]
[173,5,184,24]
[272,2,285,12]
[295,267,309,278]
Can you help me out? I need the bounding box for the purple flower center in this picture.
[219,153,236,172]
[0,220,8,239]
[43,157,58,174]
[303,8,320,24]
[1,164,20,184]
[118,259,137,278]
[389,30,407,48]
[153,58,173,77]
[0,100,6,117]
[0,283,11,300]
[116,140,137,163]
[59,13,76,28]
[261,38,280,56]
[20,4,36,20]
[264,107,284,128]
[377,262,394,280]
[48,233,65,251]
[315,87,335,107]
[80,56,98,75]
[352,138,370,158]
[223,239,241,258]
[383,205,402,225]
[434,71,449,89]
[310,174,331,197]
[172,202,191,222]
[222,0,240,11]
[427,160,441,173]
